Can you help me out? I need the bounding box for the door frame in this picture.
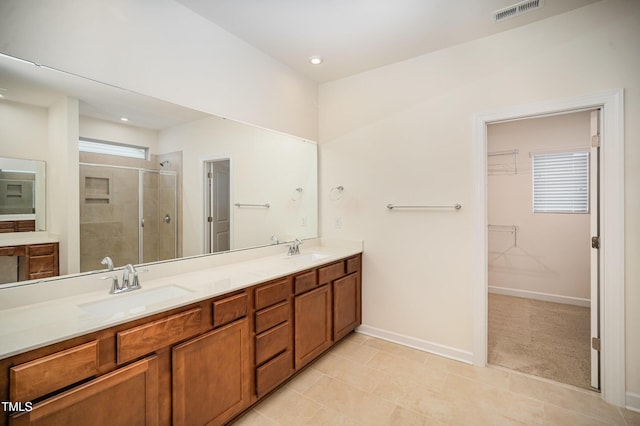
[472,89,625,406]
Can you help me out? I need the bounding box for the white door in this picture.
[589,110,601,390]
[204,160,230,253]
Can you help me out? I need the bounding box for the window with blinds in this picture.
[532,151,589,213]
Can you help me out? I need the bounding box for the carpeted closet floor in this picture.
[488,293,592,390]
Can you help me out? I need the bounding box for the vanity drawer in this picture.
[294,270,318,295]
[255,322,290,365]
[212,292,248,328]
[346,255,361,274]
[17,220,36,232]
[28,243,57,256]
[117,308,202,364]
[318,261,345,285]
[28,255,56,273]
[0,222,15,233]
[255,279,290,310]
[10,341,99,402]
[256,350,293,397]
[255,301,289,334]
[0,245,25,256]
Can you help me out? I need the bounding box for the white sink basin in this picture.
[285,253,331,264]
[80,285,193,317]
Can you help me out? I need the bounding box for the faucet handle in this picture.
[99,275,122,294]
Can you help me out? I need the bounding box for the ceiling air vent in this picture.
[492,0,544,22]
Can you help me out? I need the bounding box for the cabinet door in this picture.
[333,273,361,341]
[172,319,250,426]
[10,356,158,426]
[294,284,332,369]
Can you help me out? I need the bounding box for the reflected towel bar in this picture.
[234,203,270,208]
[386,204,462,210]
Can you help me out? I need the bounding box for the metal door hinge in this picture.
[592,337,601,351]
[592,236,600,249]
[207,216,213,223]
[591,134,600,147]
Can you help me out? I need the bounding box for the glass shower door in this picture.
[140,170,177,263]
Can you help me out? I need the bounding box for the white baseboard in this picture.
[627,392,640,413]
[356,325,473,364]
[488,286,590,307]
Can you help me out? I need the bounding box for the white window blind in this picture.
[79,138,148,160]
[532,151,589,213]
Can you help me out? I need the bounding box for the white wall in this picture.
[318,0,640,398]
[487,112,591,303]
[0,0,318,141]
[158,115,317,256]
[47,97,80,275]
[79,116,160,154]
[0,100,48,161]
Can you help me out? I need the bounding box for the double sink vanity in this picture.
[0,239,362,425]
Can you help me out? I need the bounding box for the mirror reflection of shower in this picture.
[79,162,179,272]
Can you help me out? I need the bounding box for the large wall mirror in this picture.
[0,53,318,282]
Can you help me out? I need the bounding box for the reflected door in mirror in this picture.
[205,159,230,253]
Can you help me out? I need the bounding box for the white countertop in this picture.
[0,231,59,247]
[0,239,362,359]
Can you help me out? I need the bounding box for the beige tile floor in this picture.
[233,333,640,426]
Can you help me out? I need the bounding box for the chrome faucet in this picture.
[101,256,114,271]
[99,263,143,294]
[122,264,141,291]
[287,238,303,256]
[100,273,123,294]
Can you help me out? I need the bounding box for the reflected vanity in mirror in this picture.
[0,157,46,232]
[0,52,318,285]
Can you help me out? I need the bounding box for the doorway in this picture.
[485,110,598,389]
[204,159,230,253]
[472,89,625,406]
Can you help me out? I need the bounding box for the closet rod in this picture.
[487,149,519,174]
[487,149,519,157]
[488,224,519,247]
[387,204,462,210]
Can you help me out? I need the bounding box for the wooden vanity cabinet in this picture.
[0,221,35,233]
[294,255,362,368]
[0,242,59,282]
[172,319,250,426]
[253,278,293,398]
[1,253,362,426]
[10,356,159,426]
[333,258,362,341]
[23,244,58,281]
[294,282,333,369]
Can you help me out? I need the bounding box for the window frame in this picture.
[79,138,149,160]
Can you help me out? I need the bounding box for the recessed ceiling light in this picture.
[308,56,323,65]
[120,117,129,122]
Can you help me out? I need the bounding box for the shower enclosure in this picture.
[79,163,178,272]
